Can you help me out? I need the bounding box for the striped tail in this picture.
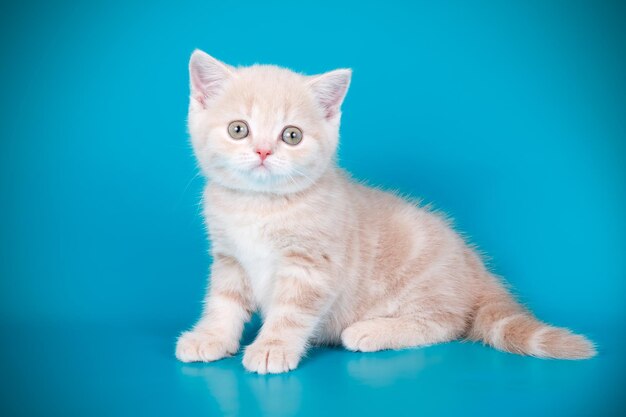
[467,276,596,359]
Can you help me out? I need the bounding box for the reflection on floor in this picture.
[0,319,623,417]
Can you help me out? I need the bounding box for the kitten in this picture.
[175,49,596,374]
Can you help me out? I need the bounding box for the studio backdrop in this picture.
[1,1,624,417]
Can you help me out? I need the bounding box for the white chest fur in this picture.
[229,221,276,311]
[203,180,335,315]
[208,203,279,313]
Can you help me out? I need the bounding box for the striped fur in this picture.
[467,276,596,359]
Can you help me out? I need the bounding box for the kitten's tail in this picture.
[467,276,596,359]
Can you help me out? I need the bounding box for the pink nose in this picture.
[256,149,272,161]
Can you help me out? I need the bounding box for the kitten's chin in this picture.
[209,166,321,196]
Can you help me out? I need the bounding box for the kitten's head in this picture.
[187,50,351,194]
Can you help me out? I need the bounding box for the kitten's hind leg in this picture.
[341,316,463,352]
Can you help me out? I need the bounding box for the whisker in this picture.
[174,170,203,210]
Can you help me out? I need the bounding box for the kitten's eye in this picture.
[281,126,303,146]
[228,121,249,139]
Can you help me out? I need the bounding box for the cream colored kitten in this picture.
[175,49,596,374]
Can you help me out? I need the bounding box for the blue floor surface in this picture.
[1,318,623,417]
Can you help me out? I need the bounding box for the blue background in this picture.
[1,0,625,416]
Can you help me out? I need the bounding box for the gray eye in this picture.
[228,121,249,139]
[281,126,303,145]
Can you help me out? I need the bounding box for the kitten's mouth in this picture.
[249,164,272,178]
[244,161,287,183]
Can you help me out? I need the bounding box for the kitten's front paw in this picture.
[242,340,301,374]
[175,331,238,363]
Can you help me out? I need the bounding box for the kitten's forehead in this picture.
[225,65,315,119]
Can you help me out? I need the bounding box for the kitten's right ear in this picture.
[189,49,232,107]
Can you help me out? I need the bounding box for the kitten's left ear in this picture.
[189,49,233,107]
[307,69,352,120]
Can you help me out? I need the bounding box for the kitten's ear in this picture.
[308,69,352,120]
[189,49,233,107]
